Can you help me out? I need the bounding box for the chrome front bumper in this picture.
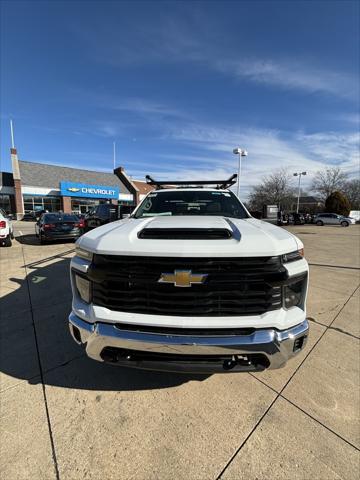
[69,312,309,373]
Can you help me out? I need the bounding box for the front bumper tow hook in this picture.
[223,355,248,371]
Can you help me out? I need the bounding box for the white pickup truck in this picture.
[69,175,309,373]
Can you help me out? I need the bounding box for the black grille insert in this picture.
[89,255,286,316]
[114,323,256,336]
[138,228,232,240]
[100,347,271,371]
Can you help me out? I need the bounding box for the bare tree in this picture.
[311,167,348,202]
[344,178,360,209]
[248,168,295,211]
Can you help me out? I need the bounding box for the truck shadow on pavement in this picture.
[15,234,41,246]
[16,234,77,246]
[2,255,208,391]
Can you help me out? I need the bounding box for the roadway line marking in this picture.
[19,230,23,235]
[20,246,60,480]
[309,262,360,270]
[217,283,360,478]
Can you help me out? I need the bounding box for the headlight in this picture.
[75,273,91,303]
[283,276,306,309]
[75,245,93,261]
[282,248,304,263]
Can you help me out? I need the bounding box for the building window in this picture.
[0,194,12,214]
[71,197,105,214]
[23,195,61,213]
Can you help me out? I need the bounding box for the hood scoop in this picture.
[138,227,233,240]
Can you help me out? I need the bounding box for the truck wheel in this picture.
[316,220,323,226]
[4,235,12,247]
[341,221,349,227]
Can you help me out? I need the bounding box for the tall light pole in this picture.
[10,119,15,148]
[233,148,248,198]
[113,141,116,170]
[293,171,307,213]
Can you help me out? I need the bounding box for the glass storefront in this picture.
[0,194,12,214]
[23,195,61,213]
[71,197,106,214]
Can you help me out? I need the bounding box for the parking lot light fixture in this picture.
[293,171,307,214]
[233,148,248,198]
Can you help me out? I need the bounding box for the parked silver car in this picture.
[314,213,356,227]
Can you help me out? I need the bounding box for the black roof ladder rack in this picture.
[145,173,238,190]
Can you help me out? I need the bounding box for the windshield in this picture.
[134,190,249,219]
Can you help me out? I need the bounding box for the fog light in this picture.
[75,274,91,303]
[72,325,82,343]
[293,335,306,352]
[284,277,305,309]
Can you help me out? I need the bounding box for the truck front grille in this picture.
[89,255,286,316]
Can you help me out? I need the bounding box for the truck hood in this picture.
[78,215,301,257]
[78,215,302,257]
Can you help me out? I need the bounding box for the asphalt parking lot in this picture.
[1,221,359,480]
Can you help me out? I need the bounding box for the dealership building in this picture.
[0,147,153,218]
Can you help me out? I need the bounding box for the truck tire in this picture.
[316,220,323,226]
[4,235,12,247]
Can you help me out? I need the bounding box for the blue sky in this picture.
[1,0,359,198]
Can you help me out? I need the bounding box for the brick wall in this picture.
[13,179,24,219]
[62,196,72,213]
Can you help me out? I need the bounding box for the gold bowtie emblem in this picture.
[158,270,208,288]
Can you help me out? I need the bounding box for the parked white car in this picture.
[349,211,360,223]
[0,208,14,247]
[68,174,309,373]
[314,213,356,227]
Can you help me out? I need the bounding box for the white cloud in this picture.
[75,15,358,100]
[108,98,185,118]
[214,59,358,98]
[66,91,359,196]
[96,123,118,137]
[340,113,360,125]
[81,118,143,138]
[153,123,360,198]
[296,131,360,175]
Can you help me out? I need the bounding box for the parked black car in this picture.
[35,213,83,244]
[23,211,37,221]
[292,213,305,225]
[277,212,290,226]
[84,203,121,231]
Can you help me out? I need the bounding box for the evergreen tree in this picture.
[325,191,351,216]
